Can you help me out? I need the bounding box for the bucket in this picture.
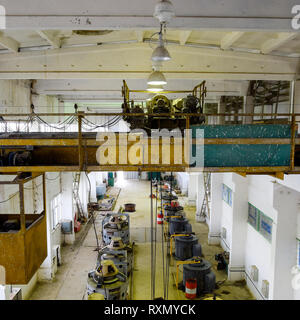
[171,201,179,208]
[124,203,136,212]
[108,178,114,187]
[185,279,197,299]
[96,185,106,196]
[157,213,164,225]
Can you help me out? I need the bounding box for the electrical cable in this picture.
[0,192,18,204]
[46,174,61,181]
[160,177,166,300]
[166,172,173,300]
[150,172,154,300]
[153,177,158,299]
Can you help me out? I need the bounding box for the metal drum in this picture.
[124,203,136,212]
[169,216,191,235]
[164,205,184,222]
[183,259,216,296]
[161,193,178,208]
[175,235,201,260]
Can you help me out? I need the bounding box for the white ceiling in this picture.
[0,0,298,105]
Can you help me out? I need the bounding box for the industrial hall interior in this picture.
[0,0,300,302]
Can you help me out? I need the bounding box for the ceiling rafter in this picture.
[221,31,245,50]
[0,43,297,81]
[136,31,145,43]
[36,30,61,49]
[261,32,298,54]
[179,31,192,45]
[0,32,19,53]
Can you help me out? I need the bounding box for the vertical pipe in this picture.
[290,80,295,123]
[78,113,83,171]
[19,182,25,233]
[42,173,46,217]
[150,172,154,300]
[186,116,190,169]
[290,115,296,171]
[160,177,166,300]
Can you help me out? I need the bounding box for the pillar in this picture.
[61,172,75,245]
[88,172,97,203]
[0,266,9,300]
[208,173,223,245]
[188,173,198,206]
[243,96,254,124]
[271,183,300,300]
[218,97,226,125]
[294,80,300,127]
[195,173,205,222]
[228,174,249,281]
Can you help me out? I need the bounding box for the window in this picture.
[222,184,232,207]
[51,194,61,229]
[248,203,260,230]
[259,213,273,242]
[247,202,273,242]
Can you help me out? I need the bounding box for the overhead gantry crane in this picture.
[0,80,298,177]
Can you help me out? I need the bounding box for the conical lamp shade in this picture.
[147,84,164,93]
[147,71,167,85]
[151,45,171,62]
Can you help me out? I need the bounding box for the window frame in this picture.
[51,193,61,230]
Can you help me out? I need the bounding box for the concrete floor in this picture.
[29,179,254,300]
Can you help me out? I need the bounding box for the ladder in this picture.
[197,173,211,222]
[73,172,84,221]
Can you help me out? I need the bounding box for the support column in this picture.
[218,97,226,125]
[228,174,249,281]
[61,172,75,245]
[195,173,205,222]
[208,173,223,245]
[188,173,197,206]
[294,80,300,127]
[271,183,300,300]
[88,172,97,203]
[0,266,9,300]
[243,96,254,124]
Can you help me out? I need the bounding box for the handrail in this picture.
[0,112,300,117]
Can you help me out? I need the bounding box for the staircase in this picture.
[73,172,85,221]
[196,173,211,222]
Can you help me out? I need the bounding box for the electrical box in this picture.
[61,220,73,234]
[262,280,269,299]
[250,265,259,282]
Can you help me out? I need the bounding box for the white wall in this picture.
[0,80,31,114]
[176,172,189,195]
[38,172,62,281]
[220,173,234,252]
[210,172,300,300]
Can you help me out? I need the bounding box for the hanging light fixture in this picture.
[147,84,164,93]
[147,70,167,85]
[154,0,175,25]
[151,30,171,62]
